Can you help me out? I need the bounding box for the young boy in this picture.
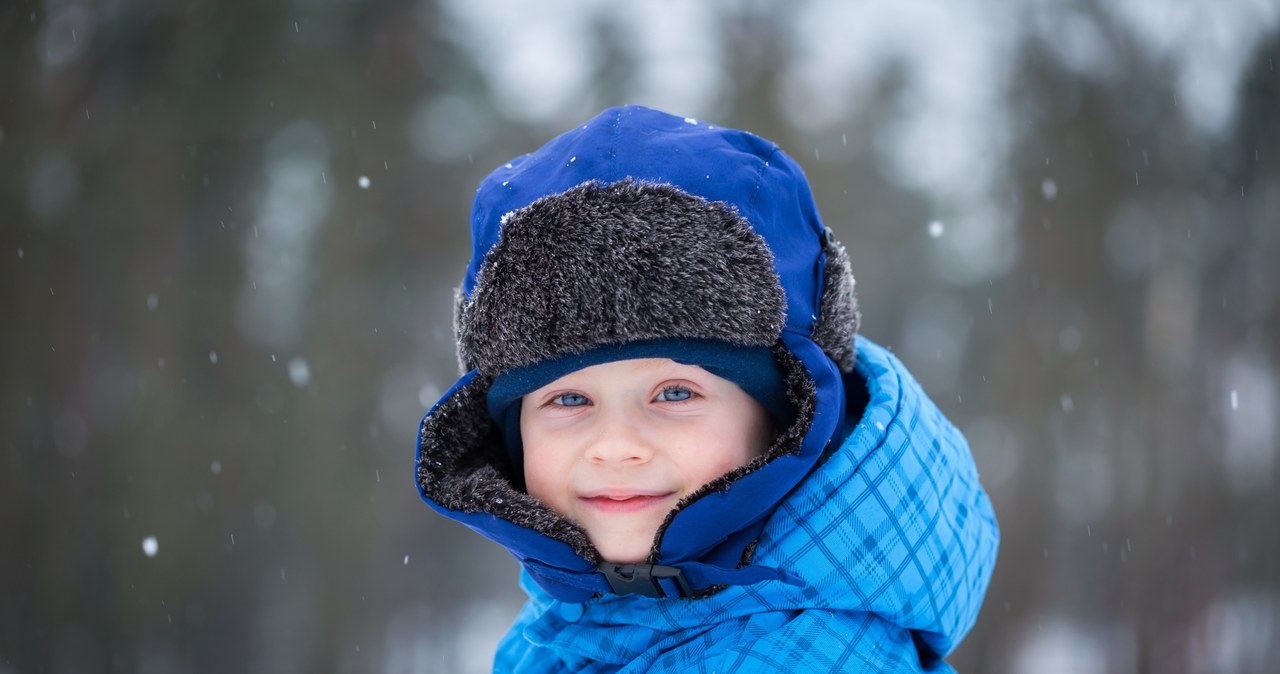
[416,105,999,672]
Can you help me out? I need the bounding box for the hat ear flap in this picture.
[812,228,859,373]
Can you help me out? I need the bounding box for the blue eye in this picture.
[553,393,590,407]
[657,386,693,402]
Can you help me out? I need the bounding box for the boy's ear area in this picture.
[811,230,859,374]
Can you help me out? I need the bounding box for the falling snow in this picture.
[1041,178,1058,200]
[142,536,158,557]
[288,357,311,387]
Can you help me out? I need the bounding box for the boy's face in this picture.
[521,358,774,565]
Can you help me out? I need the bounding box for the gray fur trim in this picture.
[456,179,787,377]
[417,341,818,568]
[812,229,860,373]
[452,286,469,376]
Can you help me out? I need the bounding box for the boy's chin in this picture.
[591,537,655,565]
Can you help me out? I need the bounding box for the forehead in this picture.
[535,358,716,388]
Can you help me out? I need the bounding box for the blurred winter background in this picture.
[2,0,1278,672]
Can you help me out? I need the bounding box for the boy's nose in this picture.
[584,409,654,465]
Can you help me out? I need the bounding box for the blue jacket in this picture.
[491,339,998,672]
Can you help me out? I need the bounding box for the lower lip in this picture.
[580,495,671,513]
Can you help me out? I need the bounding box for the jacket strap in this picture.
[525,558,802,601]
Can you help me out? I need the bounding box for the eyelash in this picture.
[656,386,694,403]
[544,385,698,408]
[551,392,590,407]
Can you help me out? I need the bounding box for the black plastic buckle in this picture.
[597,563,692,598]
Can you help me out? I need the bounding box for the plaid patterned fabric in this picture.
[494,339,999,673]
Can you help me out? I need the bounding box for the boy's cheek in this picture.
[523,461,568,506]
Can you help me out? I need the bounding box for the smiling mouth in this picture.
[580,493,673,513]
